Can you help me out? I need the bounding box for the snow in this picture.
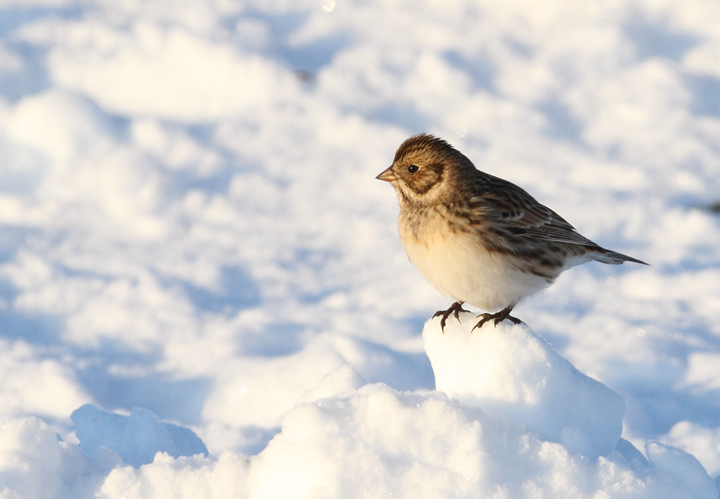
[1,0,720,497]
[424,316,625,458]
[7,329,718,498]
[71,404,208,468]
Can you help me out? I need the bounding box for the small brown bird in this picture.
[377,134,647,331]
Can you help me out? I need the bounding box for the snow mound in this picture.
[99,452,249,499]
[0,418,80,499]
[646,442,719,499]
[97,382,715,499]
[72,404,208,468]
[424,312,625,458]
[2,351,716,498]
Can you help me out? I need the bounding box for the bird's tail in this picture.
[595,249,648,266]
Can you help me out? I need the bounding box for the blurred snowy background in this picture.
[1,0,720,496]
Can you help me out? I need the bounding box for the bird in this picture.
[376,134,647,332]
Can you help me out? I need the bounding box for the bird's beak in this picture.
[376,166,398,182]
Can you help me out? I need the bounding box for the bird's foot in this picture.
[433,301,470,333]
[472,306,521,332]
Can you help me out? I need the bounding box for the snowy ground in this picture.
[1,0,720,497]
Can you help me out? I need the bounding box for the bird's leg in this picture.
[472,305,522,332]
[433,301,469,333]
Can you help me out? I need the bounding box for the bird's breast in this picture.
[397,206,551,311]
[398,206,484,297]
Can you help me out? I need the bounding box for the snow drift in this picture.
[2,319,717,498]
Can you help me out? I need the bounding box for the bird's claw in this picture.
[472,306,521,332]
[433,302,469,333]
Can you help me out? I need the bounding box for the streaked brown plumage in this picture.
[377,134,647,331]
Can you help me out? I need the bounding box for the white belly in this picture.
[399,219,551,311]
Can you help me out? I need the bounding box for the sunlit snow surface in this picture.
[1,0,720,497]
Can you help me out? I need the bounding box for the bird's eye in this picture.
[408,165,419,174]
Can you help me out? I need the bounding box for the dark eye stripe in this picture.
[407,162,444,195]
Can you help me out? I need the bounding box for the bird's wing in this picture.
[468,176,600,247]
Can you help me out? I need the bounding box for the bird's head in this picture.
[376,134,471,207]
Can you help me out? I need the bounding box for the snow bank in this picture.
[662,420,720,477]
[0,339,90,420]
[424,313,624,458]
[96,377,715,499]
[0,418,72,499]
[72,404,208,468]
[4,321,717,498]
[34,23,299,121]
[99,452,249,499]
[0,417,105,499]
